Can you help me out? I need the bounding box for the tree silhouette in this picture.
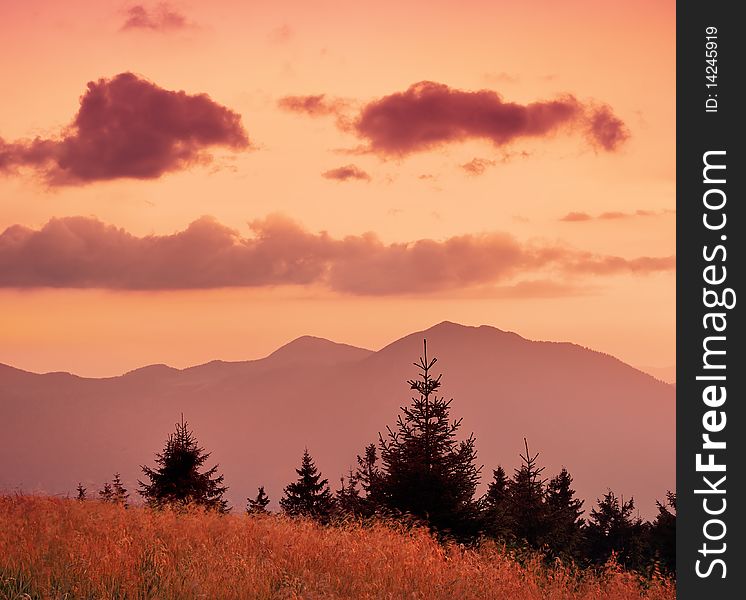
[111,473,129,507]
[280,449,334,521]
[481,466,513,540]
[544,467,584,558]
[246,486,271,515]
[377,340,481,538]
[75,483,87,501]
[506,439,548,548]
[138,416,228,512]
[98,481,114,502]
[649,491,676,572]
[586,489,646,569]
[354,442,383,515]
[335,468,364,518]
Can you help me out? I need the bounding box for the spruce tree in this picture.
[507,439,548,548]
[99,481,114,502]
[355,443,383,515]
[138,416,228,512]
[544,467,584,558]
[280,449,334,521]
[247,486,271,515]
[76,483,87,501]
[111,473,130,507]
[377,340,481,538]
[586,489,646,569]
[650,491,676,572]
[482,466,513,540]
[335,469,364,518]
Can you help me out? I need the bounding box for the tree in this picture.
[544,467,584,558]
[247,486,271,515]
[586,489,646,569]
[377,340,481,538]
[280,449,334,521]
[99,482,114,502]
[335,469,364,518]
[111,473,129,507]
[481,466,513,540]
[506,439,548,548]
[650,491,676,572]
[76,483,87,501]
[138,416,229,512]
[354,442,383,516]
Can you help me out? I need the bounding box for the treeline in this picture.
[77,341,675,575]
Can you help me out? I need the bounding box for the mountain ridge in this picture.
[0,322,674,518]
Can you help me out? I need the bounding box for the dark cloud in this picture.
[321,164,371,182]
[0,215,674,294]
[0,73,249,185]
[352,81,628,157]
[277,94,350,117]
[121,3,190,32]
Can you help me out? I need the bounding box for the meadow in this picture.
[0,496,674,600]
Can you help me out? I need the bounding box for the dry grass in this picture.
[0,495,674,600]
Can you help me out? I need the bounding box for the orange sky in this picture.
[0,0,675,377]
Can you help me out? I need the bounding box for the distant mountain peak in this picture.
[266,335,372,365]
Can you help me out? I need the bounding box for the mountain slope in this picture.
[0,322,673,518]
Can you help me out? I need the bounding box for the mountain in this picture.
[0,322,674,518]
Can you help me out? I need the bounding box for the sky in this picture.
[0,0,675,377]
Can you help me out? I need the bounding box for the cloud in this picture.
[351,81,628,156]
[461,157,496,176]
[559,212,593,222]
[120,3,190,32]
[0,73,249,185]
[277,94,350,117]
[321,164,371,182]
[560,209,673,222]
[586,105,630,151]
[0,215,675,295]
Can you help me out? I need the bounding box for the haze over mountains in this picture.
[0,322,674,518]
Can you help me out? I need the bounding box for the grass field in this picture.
[0,496,674,600]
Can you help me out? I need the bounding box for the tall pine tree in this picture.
[138,416,228,512]
[280,449,334,521]
[481,466,514,541]
[377,340,481,538]
[544,467,584,558]
[506,439,548,548]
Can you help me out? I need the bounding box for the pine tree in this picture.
[481,466,513,540]
[507,439,548,548]
[111,473,130,507]
[76,483,87,501]
[377,340,481,538]
[99,481,114,502]
[138,416,229,512]
[544,467,584,558]
[650,491,676,572]
[246,486,271,515]
[335,469,364,518]
[280,449,334,521]
[586,489,646,569]
[355,443,383,515]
